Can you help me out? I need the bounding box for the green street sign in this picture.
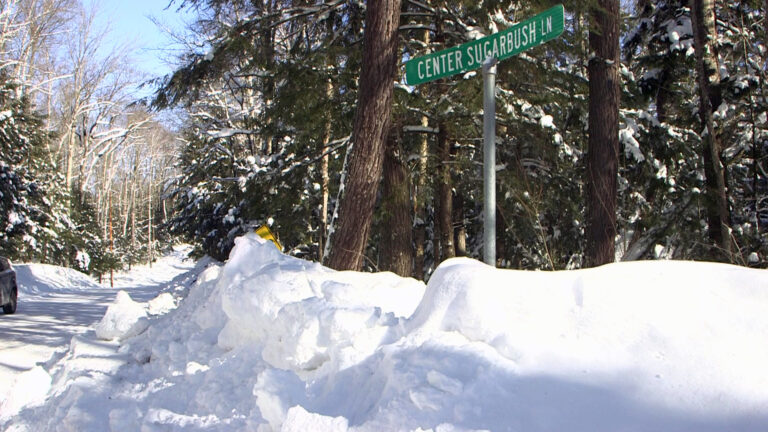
[404,5,565,85]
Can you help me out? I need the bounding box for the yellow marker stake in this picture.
[255,225,282,251]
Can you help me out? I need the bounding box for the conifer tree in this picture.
[0,73,62,262]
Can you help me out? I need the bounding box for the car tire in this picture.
[2,287,16,314]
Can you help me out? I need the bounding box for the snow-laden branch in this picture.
[206,128,257,139]
[403,125,440,134]
[80,117,153,188]
[406,0,436,14]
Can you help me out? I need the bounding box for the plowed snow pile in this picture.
[5,233,768,431]
[14,263,103,294]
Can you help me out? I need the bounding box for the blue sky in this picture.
[95,0,194,82]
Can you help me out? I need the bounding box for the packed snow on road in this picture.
[2,234,768,431]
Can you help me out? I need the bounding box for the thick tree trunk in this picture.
[436,122,454,263]
[325,0,402,271]
[585,0,620,267]
[691,0,731,258]
[380,126,413,277]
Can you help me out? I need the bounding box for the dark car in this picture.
[0,256,17,314]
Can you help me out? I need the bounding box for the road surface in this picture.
[0,250,193,399]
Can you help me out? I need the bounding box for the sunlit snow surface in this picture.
[3,234,768,431]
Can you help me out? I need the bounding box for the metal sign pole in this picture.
[402,5,565,268]
[483,58,497,267]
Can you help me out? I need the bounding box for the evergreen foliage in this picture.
[159,0,767,272]
[0,2,181,276]
[0,73,62,263]
[158,0,364,260]
[68,187,120,278]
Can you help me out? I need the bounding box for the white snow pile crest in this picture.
[14,263,102,294]
[6,232,768,432]
[214,234,424,375]
[94,290,149,341]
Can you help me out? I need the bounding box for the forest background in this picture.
[1,0,766,281]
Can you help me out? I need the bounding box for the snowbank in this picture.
[14,263,102,294]
[6,233,768,432]
[0,366,51,421]
[94,291,150,341]
[214,234,424,376]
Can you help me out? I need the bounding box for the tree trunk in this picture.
[436,122,454,263]
[325,0,402,271]
[585,0,620,267]
[130,183,136,271]
[99,151,111,236]
[413,115,430,279]
[318,14,336,262]
[691,0,731,258]
[261,0,276,155]
[380,126,413,277]
[453,191,466,257]
[77,116,92,198]
[412,28,431,280]
[147,155,153,267]
[129,146,140,270]
[120,179,130,236]
[318,76,332,262]
[655,69,671,123]
[109,191,114,288]
[65,133,74,192]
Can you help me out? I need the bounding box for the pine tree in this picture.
[0,73,63,262]
[158,0,364,261]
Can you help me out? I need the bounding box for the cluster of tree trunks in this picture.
[325,0,741,273]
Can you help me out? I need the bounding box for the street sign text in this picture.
[404,5,564,85]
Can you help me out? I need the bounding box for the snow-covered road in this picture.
[0,247,194,400]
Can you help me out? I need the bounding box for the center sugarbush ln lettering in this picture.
[416,21,538,81]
